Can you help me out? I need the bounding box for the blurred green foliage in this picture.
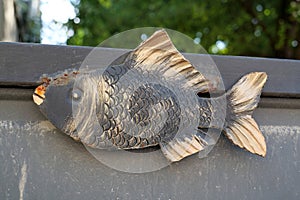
[67,0,300,59]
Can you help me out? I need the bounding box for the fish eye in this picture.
[71,88,83,102]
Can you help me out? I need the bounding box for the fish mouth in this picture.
[33,76,51,105]
[33,84,48,105]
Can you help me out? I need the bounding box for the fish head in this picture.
[33,71,80,136]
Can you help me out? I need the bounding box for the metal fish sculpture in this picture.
[33,30,267,162]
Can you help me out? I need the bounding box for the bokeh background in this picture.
[1,0,299,59]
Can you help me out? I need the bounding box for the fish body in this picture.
[33,30,267,162]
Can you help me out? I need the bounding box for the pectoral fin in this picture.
[160,135,207,162]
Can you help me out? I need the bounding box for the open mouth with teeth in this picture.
[33,75,52,106]
[33,84,48,105]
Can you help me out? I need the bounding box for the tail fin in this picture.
[224,72,267,157]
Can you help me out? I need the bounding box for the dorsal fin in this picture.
[130,30,209,93]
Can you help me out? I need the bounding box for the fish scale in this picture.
[197,98,213,128]
[91,54,183,148]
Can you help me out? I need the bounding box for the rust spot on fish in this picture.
[35,85,46,98]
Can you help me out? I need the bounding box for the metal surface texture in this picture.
[0,42,299,199]
[0,42,300,97]
[0,100,299,200]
